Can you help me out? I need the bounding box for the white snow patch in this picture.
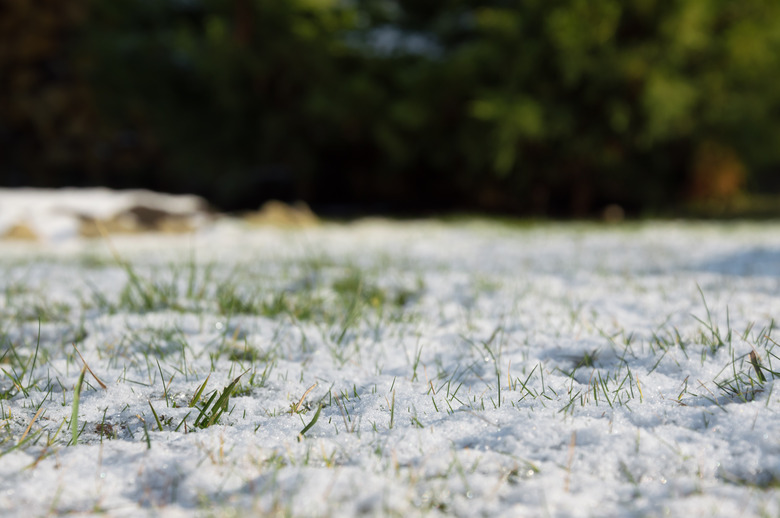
[1,189,780,516]
[0,188,208,241]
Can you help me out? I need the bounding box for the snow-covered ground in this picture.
[0,188,208,241]
[2,191,780,517]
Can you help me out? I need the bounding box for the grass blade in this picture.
[189,374,210,408]
[69,367,87,446]
[73,344,107,389]
[750,350,767,383]
[148,400,164,431]
[298,403,323,440]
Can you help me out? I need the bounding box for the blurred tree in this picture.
[3,0,780,215]
[0,0,96,186]
[400,0,780,214]
[82,0,362,207]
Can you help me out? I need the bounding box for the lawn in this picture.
[2,218,780,517]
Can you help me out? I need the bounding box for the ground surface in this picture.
[3,217,780,517]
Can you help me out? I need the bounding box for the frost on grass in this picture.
[3,220,780,517]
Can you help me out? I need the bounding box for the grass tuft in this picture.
[193,372,247,429]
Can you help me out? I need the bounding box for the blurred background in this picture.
[2,0,780,218]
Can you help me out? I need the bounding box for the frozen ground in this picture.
[3,208,780,516]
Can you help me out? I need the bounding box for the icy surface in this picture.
[2,216,780,517]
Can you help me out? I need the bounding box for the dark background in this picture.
[2,0,780,217]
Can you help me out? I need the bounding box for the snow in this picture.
[2,190,780,516]
[0,188,208,241]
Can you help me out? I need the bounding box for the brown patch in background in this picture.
[243,200,319,227]
[78,207,198,237]
[2,223,38,241]
[687,141,746,202]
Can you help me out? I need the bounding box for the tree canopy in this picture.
[2,0,780,215]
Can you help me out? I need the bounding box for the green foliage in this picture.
[79,0,359,206]
[3,0,780,214]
